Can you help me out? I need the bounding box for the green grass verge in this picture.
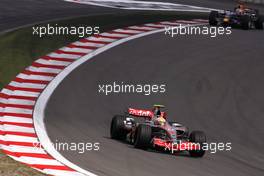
[0,150,46,176]
[0,11,207,176]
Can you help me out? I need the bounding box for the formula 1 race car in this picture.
[209,7,263,30]
[110,105,206,157]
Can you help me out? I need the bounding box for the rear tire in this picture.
[241,15,250,30]
[189,131,206,157]
[255,17,263,30]
[134,124,152,149]
[209,11,219,26]
[110,115,126,140]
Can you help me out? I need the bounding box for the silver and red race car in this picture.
[110,105,206,157]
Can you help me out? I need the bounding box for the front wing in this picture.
[153,138,201,152]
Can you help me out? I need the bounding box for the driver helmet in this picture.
[153,107,161,117]
[156,116,166,126]
[153,104,165,117]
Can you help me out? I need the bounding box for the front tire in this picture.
[189,131,206,157]
[110,115,126,140]
[134,124,152,149]
[241,15,251,30]
[255,17,263,30]
[209,11,219,26]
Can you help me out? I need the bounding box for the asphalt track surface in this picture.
[146,0,264,12]
[1,0,264,33]
[0,0,115,33]
[46,29,264,176]
[1,0,264,176]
